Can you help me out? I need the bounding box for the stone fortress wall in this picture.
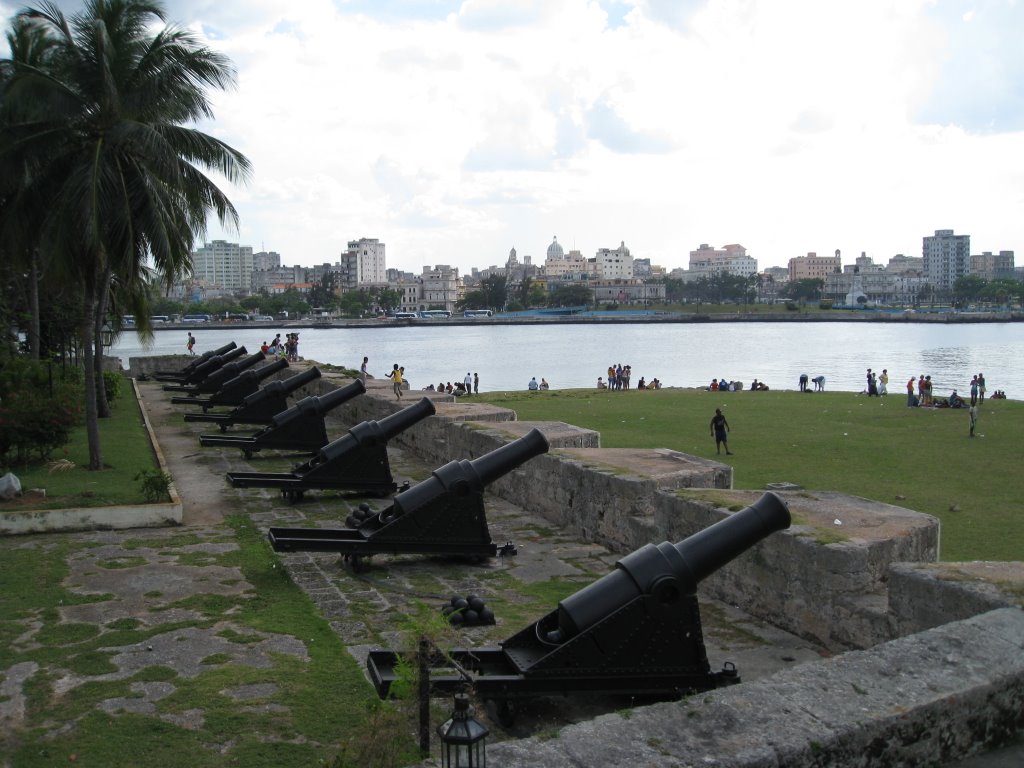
[131,357,1024,766]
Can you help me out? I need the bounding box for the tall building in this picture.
[595,241,633,279]
[688,243,757,278]
[346,238,386,285]
[922,230,970,291]
[253,250,281,271]
[544,237,589,278]
[788,251,841,282]
[970,251,1015,281]
[192,240,254,291]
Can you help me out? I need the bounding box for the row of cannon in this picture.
[156,344,792,715]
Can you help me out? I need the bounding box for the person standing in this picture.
[473,373,479,394]
[878,369,888,396]
[907,376,917,407]
[359,356,368,382]
[464,372,473,395]
[970,375,979,406]
[386,363,403,400]
[977,373,986,403]
[969,404,979,437]
[186,332,196,356]
[710,408,732,455]
[799,373,808,392]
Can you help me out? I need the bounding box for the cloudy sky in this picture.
[4,0,1023,273]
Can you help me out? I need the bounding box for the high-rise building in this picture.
[595,241,633,279]
[192,240,254,291]
[922,230,970,291]
[788,251,841,282]
[970,251,1015,281]
[253,250,281,271]
[346,238,386,284]
[689,243,757,278]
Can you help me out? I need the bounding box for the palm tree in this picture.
[1,0,252,468]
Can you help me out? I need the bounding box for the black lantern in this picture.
[100,322,114,349]
[437,693,488,768]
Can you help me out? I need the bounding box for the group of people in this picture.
[258,333,300,361]
[865,368,889,396]
[528,377,550,391]
[425,373,480,396]
[798,373,826,392]
[597,375,661,390]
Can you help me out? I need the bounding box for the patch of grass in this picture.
[2,383,162,509]
[216,627,262,644]
[106,618,142,631]
[96,556,148,569]
[63,650,119,675]
[200,653,232,665]
[476,389,1024,561]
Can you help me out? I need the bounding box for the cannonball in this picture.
[359,502,371,512]
[463,610,479,625]
[451,597,469,610]
[448,612,464,625]
[468,596,486,612]
[441,605,454,617]
[479,607,495,624]
[345,515,357,528]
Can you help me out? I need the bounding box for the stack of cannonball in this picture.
[441,594,495,626]
[345,502,375,529]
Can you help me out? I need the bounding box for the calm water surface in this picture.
[113,322,1024,397]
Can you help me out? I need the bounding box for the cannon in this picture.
[162,346,248,391]
[184,366,322,429]
[267,427,550,569]
[227,396,436,499]
[366,492,791,715]
[168,351,266,399]
[153,342,237,382]
[198,378,365,457]
[170,358,290,410]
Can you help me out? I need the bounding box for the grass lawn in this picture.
[475,388,1024,562]
[2,382,163,509]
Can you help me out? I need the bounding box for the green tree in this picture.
[784,279,824,302]
[480,274,508,311]
[1,0,251,468]
[549,284,593,307]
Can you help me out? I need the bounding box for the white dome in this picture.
[546,236,564,260]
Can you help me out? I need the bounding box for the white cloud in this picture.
[3,0,1023,272]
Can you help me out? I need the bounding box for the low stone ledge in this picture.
[889,561,1024,637]
[469,607,1024,768]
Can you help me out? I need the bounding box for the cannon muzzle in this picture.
[269,378,365,428]
[190,346,247,380]
[317,397,436,463]
[200,351,266,390]
[243,366,322,407]
[548,492,790,643]
[389,428,549,517]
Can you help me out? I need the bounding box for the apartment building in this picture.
[922,230,970,291]
[191,240,254,291]
[788,251,841,282]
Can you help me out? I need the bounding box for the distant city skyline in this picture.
[5,0,1022,273]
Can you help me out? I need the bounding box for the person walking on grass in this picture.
[710,408,732,455]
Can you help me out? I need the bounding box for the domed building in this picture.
[546,236,564,261]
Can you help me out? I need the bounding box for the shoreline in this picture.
[151,309,1024,332]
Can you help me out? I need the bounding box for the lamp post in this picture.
[100,322,114,349]
[437,693,488,767]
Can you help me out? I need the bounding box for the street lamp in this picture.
[437,693,488,767]
[100,322,114,349]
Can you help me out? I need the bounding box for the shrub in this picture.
[103,371,122,405]
[0,358,83,467]
[135,468,172,502]
[785,301,799,311]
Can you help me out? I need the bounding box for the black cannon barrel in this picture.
[199,351,265,390]
[318,397,436,462]
[242,366,321,407]
[228,357,290,389]
[269,379,365,428]
[189,346,247,381]
[390,427,550,516]
[157,341,236,377]
[549,492,791,643]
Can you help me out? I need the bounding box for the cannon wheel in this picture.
[485,698,516,727]
[343,553,371,573]
[219,423,229,432]
[243,448,253,460]
[282,490,305,502]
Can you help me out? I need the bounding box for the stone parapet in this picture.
[888,561,1024,637]
[468,608,1024,768]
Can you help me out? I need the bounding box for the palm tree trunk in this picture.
[94,266,113,418]
[81,287,103,470]
[28,252,41,360]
